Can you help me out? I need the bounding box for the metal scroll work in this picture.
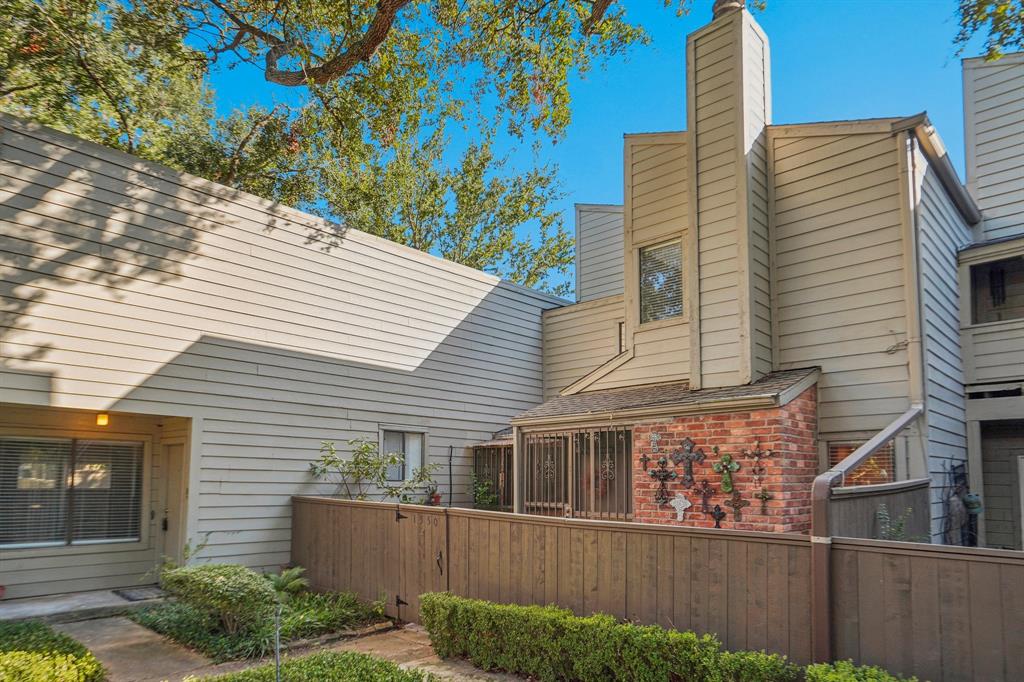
[671,437,706,488]
[744,441,773,486]
[649,457,677,505]
[725,490,749,522]
[697,479,716,513]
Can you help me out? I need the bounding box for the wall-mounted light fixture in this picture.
[96,413,109,426]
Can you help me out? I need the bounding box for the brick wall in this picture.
[632,386,818,532]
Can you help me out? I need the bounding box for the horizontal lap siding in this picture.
[916,156,972,539]
[964,54,1024,241]
[0,116,560,573]
[542,296,623,399]
[966,321,1024,383]
[772,132,912,435]
[576,206,624,302]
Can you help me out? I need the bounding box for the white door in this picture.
[161,442,186,564]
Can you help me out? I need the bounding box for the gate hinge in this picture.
[395,595,408,607]
[396,509,407,521]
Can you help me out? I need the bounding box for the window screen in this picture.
[828,441,895,486]
[382,431,424,481]
[0,437,144,548]
[639,240,683,323]
[971,256,1024,324]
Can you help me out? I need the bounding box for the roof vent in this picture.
[712,0,743,19]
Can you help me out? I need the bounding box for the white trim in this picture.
[378,424,430,482]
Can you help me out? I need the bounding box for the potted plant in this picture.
[424,484,442,506]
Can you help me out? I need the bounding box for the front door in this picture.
[160,442,186,564]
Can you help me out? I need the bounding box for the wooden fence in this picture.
[291,496,1024,682]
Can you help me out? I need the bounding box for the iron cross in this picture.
[725,490,750,522]
[696,479,716,513]
[744,441,773,486]
[710,504,726,528]
[671,436,706,488]
[712,450,741,493]
[639,452,652,471]
[648,457,677,505]
[755,487,773,515]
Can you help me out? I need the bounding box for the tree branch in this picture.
[581,0,614,34]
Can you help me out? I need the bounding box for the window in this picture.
[381,430,424,481]
[0,437,144,548]
[828,441,895,486]
[639,240,683,323]
[971,255,1024,324]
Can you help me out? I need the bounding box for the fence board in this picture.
[291,497,1024,680]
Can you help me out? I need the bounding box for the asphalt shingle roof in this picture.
[513,367,819,422]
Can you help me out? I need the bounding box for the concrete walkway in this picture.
[54,617,514,681]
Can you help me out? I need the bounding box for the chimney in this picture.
[686,4,772,387]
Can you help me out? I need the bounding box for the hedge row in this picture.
[197,651,434,681]
[419,593,916,682]
[0,621,105,682]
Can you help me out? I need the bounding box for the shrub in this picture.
[161,564,276,634]
[194,651,434,681]
[0,621,104,682]
[805,660,918,682]
[419,592,798,682]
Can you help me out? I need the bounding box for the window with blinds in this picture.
[381,430,424,482]
[639,240,683,323]
[0,437,144,548]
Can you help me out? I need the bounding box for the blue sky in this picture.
[208,1,981,291]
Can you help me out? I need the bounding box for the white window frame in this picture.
[636,237,685,328]
[378,426,429,482]
[0,427,152,556]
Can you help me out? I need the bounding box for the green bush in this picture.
[805,660,918,682]
[419,592,798,682]
[194,651,434,681]
[161,563,276,634]
[0,621,104,682]
[132,589,380,661]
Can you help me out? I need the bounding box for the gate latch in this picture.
[395,595,409,607]
[396,509,407,521]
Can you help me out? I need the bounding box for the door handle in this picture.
[435,550,443,575]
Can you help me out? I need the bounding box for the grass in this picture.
[196,651,435,681]
[0,620,105,682]
[132,591,383,662]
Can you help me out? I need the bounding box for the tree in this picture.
[1,0,667,294]
[956,0,1024,59]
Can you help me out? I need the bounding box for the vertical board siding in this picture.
[963,54,1024,241]
[576,205,624,302]
[772,131,912,435]
[916,155,973,538]
[832,539,1024,682]
[541,295,623,399]
[0,115,561,580]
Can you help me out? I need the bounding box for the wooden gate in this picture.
[396,505,447,622]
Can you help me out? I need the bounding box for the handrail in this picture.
[808,402,923,663]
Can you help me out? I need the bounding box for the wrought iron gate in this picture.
[522,426,632,520]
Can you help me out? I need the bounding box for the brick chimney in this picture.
[686,3,772,388]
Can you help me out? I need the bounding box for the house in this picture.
[504,2,1024,547]
[1,1,1022,602]
[0,114,563,599]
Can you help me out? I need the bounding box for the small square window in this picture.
[971,255,1024,324]
[828,441,895,486]
[639,240,683,324]
[381,430,425,481]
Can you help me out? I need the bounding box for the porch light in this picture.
[96,413,109,426]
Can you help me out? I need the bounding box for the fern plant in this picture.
[265,566,309,601]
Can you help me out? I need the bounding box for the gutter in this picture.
[892,113,982,226]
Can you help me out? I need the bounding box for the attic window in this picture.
[639,240,683,324]
[971,255,1024,324]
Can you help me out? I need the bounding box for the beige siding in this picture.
[963,53,1024,241]
[964,322,1024,383]
[772,130,912,435]
[575,204,623,302]
[587,321,690,391]
[916,150,973,538]
[0,115,560,581]
[542,295,623,399]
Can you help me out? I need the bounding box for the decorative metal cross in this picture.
[755,487,773,515]
[696,479,716,513]
[669,493,692,521]
[725,490,750,522]
[648,431,662,453]
[744,441,773,486]
[648,457,677,505]
[710,504,726,529]
[639,452,652,471]
[711,450,741,493]
[671,436,706,489]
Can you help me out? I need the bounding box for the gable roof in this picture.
[513,367,820,426]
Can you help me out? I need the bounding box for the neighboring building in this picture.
[513,3,1024,547]
[0,114,562,599]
